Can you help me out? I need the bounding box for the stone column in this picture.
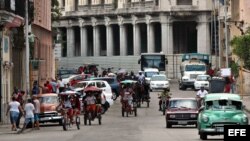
[147,23,155,53]
[66,26,75,57]
[161,22,173,55]
[93,26,100,56]
[106,24,113,56]
[133,23,141,55]
[197,15,210,54]
[197,22,210,54]
[161,14,174,55]
[80,26,88,56]
[120,24,127,56]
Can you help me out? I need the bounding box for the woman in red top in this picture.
[224,77,231,93]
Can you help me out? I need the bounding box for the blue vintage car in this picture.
[197,93,249,140]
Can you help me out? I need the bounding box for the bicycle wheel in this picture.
[62,117,68,131]
[76,116,80,130]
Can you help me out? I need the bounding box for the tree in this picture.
[230,30,250,70]
[51,0,61,21]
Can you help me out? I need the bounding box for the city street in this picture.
[1,81,249,141]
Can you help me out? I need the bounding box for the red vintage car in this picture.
[165,98,199,128]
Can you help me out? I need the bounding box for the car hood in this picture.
[195,80,209,83]
[40,103,58,113]
[167,108,198,114]
[202,110,246,122]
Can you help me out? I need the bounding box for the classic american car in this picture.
[197,93,249,140]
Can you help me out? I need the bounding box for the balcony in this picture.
[0,0,25,18]
[78,3,116,12]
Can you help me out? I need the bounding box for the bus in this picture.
[138,53,168,71]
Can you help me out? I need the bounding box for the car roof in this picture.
[37,93,58,97]
[152,74,166,77]
[204,93,241,102]
[78,80,107,83]
[169,98,196,101]
[92,77,115,80]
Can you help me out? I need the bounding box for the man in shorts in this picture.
[32,95,40,130]
[18,99,35,133]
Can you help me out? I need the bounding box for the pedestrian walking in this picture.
[32,95,40,130]
[18,99,35,133]
[6,96,23,131]
[32,80,40,95]
[15,90,25,128]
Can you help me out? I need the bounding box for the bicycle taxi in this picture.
[120,80,137,117]
[57,90,81,131]
[83,86,103,125]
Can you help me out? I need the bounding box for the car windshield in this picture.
[185,65,206,71]
[94,78,114,84]
[145,72,159,78]
[205,100,242,110]
[196,75,210,81]
[73,82,87,88]
[39,96,58,104]
[169,100,198,109]
[151,76,167,81]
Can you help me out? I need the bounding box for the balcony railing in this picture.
[0,0,25,18]
[78,3,116,11]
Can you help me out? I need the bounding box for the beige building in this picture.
[54,0,213,78]
[1,0,24,123]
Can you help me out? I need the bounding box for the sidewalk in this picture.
[243,96,250,113]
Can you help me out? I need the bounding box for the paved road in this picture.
[0,81,249,141]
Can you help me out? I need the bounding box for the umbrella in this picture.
[84,86,102,92]
[120,80,137,84]
[117,69,127,74]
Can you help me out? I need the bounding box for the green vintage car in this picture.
[197,93,249,140]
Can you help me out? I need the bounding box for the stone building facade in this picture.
[54,0,213,78]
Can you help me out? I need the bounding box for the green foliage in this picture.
[229,60,239,77]
[51,0,62,21]
[230,33,250,70]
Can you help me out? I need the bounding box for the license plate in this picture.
[178,121,187,124]
[216,127,224,132]
[157,84,163,86]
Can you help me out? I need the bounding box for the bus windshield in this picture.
[141,55,165,71]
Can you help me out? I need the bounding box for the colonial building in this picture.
[54,0,213,78]
[0,0,24,123]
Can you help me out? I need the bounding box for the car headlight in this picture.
[242,116,248,123]
[190,114,197,118]
[151,83,155,86]
[183,79,188,82]
[164,83,169,85]
[202,115,209,123]
[169,115,176,118]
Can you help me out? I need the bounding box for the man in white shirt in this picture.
[32,95,40,130]
[18,99,35,133]
[196,86,208,107]
[196,86,208,98]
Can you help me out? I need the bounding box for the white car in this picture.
[194,74,211,90]
[150,74,170,91]
[74,80,113,105]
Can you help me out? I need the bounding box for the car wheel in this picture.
[200,132,207,140]
[166,120,171,128]
[112,92,117,101]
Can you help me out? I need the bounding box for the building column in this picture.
[93,26,100,56]
[147,23,155,53]
[197,21,210,54]
[66,26,75,57]
[133,24,141,55]
[106,25,114,56]
[80,26,88,56]
[161,22,173,55]
[119,24,127,56]
[197,15,210,54]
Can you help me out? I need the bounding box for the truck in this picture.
[179,53,209,90]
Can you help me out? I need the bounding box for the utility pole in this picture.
[213,0,218,68]
[224,0,229,68]
[25,0,30,97]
